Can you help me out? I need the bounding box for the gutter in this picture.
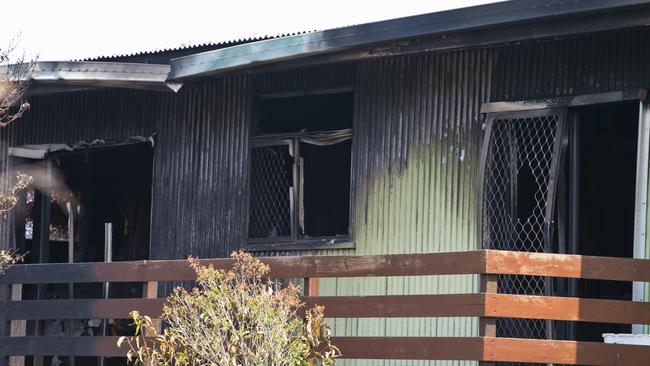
[3,61,182,95]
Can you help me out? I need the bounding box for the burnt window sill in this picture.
[241,236,354,252]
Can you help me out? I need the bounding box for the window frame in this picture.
[244,88,356,251]
[247,138,299,244]
[245,134,354,251]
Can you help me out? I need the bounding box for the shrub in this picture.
[119,251,339,366]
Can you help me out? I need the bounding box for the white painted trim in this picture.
[632,101,650,334]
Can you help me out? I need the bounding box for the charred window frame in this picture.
[245,91,354,250]
[479,88,650,341]
[248,138,299,243]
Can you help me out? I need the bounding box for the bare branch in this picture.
[0,35,36,127]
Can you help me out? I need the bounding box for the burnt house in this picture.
[3,1,650,365]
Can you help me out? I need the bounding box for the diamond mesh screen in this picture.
[248,144,293,239]
[482,113,562,365]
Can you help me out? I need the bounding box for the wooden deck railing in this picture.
[1,250,650,365]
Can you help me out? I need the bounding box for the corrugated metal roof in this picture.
[81,32,315,64]
[14,0,650,93]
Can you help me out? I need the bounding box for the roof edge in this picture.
[4,61,182,95]
[169,0,650,80]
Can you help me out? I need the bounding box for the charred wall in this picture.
[0,26,649,365]
[0,63,356,260]
[492,27,650,101]
[1,27,650,261]
[0,77,251,261]
[149,76,250,260]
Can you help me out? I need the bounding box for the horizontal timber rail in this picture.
[0,251,487,284]
[2,249,650,366]
[6,293,650,325]
[1,336,649,365]
[3,249,649,284]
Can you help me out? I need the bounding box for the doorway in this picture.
[15,142,153,267]
[12,142,154,366]
[480,99,642,346]
[554,102,638,341]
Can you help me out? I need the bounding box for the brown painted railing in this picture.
[1,250,650,365]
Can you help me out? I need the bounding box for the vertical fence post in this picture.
[303,277,319,297]
[479,274,497,366]
[0,280,10,366]
[144,281,161,335]
[138,281,160,366]
[9,284,25,366]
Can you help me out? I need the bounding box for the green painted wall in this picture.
[316,50,493,366]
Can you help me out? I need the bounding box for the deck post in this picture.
[9,285,25,366]
[144,281,161,335]
[303,277,319,297]
[479,274,497,366]
[140,281,161,366]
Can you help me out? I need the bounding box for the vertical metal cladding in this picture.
[314,49,493,366]
[248,53,492,366]
[0,88,161,250]
[150,76,251,262]
[491,28,650,101]
[5,26,650,360]
[254,62,356,95]
[0,76,251,263]
[350,50,492,257]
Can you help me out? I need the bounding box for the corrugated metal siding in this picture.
[254,62,356,94]
[0,77,251,263]
[150,76,251,261]
[491,28,650,101]
[3,26,650,361]
[0,89,161,251]
[15,89,158,144]
[315,49,493,366]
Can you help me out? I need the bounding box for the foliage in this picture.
[118,251,340,366]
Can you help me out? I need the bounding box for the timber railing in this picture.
[1,250,650,365]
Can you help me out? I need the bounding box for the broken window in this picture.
[248,92,353,245]
[480,109,566,342]
[480,99,642,346]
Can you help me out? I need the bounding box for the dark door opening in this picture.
[555,102,638,341]
[17,142,153,267]
[13,142,154,366]
[481,101,640,349]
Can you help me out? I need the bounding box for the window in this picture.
[480,109,566,341]
[480,97,642,343]
[248,92,353,246]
